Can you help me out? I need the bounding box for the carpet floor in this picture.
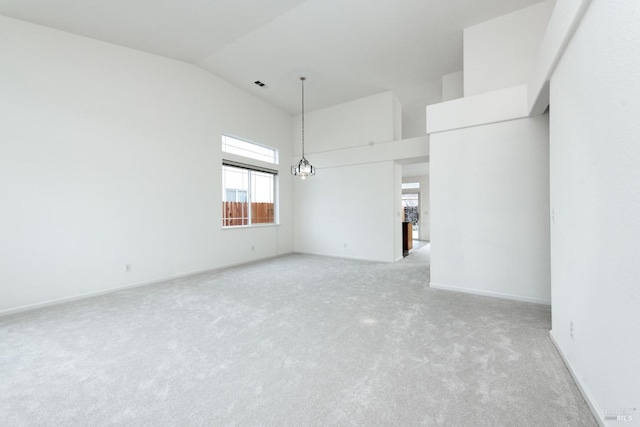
[0,245,596,426]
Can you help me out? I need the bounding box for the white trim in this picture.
[221,134,278,165]
[0,255,282,317]
[549,331,605,427]
[221,223,279,230]
[429,282,551,305]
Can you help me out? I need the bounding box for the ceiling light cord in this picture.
[301,76,305,159]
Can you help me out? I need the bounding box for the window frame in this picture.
[222,160,278,228]
[222,134,279,165]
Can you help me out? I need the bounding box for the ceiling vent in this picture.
[254,80,267,88]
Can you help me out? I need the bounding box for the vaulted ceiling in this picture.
[0,0,545,113]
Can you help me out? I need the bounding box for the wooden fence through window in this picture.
[222,202,274,226]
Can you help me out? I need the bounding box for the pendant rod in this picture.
[301,76,306,158]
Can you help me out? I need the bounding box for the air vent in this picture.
[254,80,267,88]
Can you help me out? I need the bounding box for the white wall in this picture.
[550,0,640,421]
[292,90,428,262]
[393,163,404,261]
[292,134,429,261]
[430,115,551,304]
[442,71,463,102]
[294,161,397,262]
[0,16,293,313]
[393,93,402,141]
[396,80,442,139]
[293,91,398,154]
[464,0,556,97]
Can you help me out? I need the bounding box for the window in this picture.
[222,162,277,227]
[402,182,420,190]
[221,135,278,227]
[222,135,278,164]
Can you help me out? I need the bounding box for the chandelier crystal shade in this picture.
[291,77,315,179]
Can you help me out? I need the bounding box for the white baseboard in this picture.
[0,255,282,317]
[429,282,551,305]
[549,331,605,427]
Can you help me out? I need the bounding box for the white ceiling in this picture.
[0,0,545,114]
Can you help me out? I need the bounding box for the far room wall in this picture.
[294,161,399,262]
[293,92,428,262]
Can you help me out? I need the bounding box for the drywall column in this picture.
[549,0,640,421]
[430,115,551,304]
[426,0,556,304]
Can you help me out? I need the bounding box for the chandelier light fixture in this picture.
[291,76,315,179]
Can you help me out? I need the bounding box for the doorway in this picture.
[402,192,419,240]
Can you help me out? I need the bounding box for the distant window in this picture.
[402,182,420,190]
[222,135,278,164]
[222,162,276,227]
[402,193,419,227]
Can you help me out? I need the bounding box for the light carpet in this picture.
[0,246,596,426]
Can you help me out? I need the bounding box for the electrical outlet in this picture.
[570,321,574,340]
[125,264,132,273]
[251,245,254,251]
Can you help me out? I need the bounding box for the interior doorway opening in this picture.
[402,192,419,239]
[399,159,430,263]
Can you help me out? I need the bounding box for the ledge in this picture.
[294,135,429,169]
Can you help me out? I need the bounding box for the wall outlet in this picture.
[125,264,132,273]
[570,321,574,340]
[251,245,254,251]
